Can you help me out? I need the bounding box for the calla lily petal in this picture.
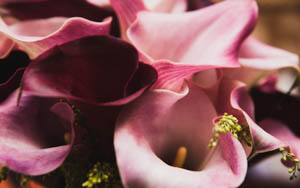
[126,0,257,67]
[85,0,110,8]
[0,91,74,175]
[217,79,285,155]
[223,37,299,88]
[0,34,14,58]
[143,0,187,13]
[152,60,217,91]
[110,0,147,39]
[239,37,299,69]
[0,17,111,58]
[115,81,247,187]
[1,0,114,22]
[259,119,300,158]
[22,35,157,106]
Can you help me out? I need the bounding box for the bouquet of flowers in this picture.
[0,0,299,187]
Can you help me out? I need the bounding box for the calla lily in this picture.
[110,0,258,93]
[111,0,257,67]
[114,71,289,187]
[0,59,75,176]
[0,33,157,179]
[0,90,75,175]
[185,0,299,92]
[21,35,157,106]
[19,35,157,159]
[111,0,299,94]
[114,80,247,188]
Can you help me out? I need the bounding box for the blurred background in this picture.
[253,0,300,55]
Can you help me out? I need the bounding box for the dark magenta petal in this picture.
[22,35,157,105]
[0,91,74,175]
[2,0,113,22]
[1,0,120,37]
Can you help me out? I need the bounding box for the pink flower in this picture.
[109,0,300,186]
[114,72,286,187]
[0,71,75,175]
[111,0,298,92]
[0,35,157,175]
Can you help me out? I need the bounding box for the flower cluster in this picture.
[0,0,299,187]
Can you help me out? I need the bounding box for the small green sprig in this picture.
[279,147,300,180]
[82,162,121,188]
[208,113,252,148]
[20,175,29,186]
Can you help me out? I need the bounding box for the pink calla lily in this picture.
[185,0,299,92]
[0,90,75,175]
[17,35,157,160]
[111,0,257,67]
[114,72,290,187]
[111,0,299,94]
[114,79,248,188]
[0,51,75,176]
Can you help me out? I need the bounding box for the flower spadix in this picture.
[172,146,187,168]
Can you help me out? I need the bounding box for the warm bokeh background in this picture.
[253,0,300,55]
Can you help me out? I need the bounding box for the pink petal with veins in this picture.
[218,79,285,156]
[259,119,300,158]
